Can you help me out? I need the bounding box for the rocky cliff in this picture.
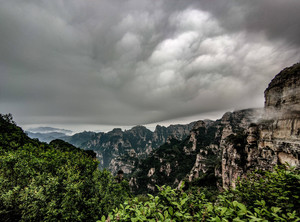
[129,63,300,193]
[221,63,300,188]
[265,63,300,117]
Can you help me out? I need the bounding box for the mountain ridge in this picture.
[26,122,197,173]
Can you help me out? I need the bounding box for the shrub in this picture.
[106,166,300,221]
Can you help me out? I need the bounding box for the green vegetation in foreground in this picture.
[103,165,300,221]
[0,114,299,221]
[0,114,130,221]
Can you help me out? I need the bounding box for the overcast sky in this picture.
[1,0,300,132]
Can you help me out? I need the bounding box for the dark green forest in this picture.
[0,114,129,221]
[0,114,299,221]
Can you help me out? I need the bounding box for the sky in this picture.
[1,0,300,132]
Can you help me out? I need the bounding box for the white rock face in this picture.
[278,152,298,167]
[159,163,171,176]
[147,168,155,177]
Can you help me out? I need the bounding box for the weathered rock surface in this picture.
[265,63,300,118]
[222,63,300,188]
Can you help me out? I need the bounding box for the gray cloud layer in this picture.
[1,0,299,127]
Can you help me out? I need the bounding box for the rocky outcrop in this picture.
[221,63,300,188]
[152,123,195,147]
[182,108,262,189]
[63,123,194,174]
[256,64,300,168]
[265,63,300,118]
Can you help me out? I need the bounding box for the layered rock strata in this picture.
[222,63,300,188]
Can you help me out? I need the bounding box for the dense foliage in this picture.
[0,114,129,221]
[105,165,300,221]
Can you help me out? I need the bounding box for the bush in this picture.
[106,166,300,221]
[231,165,300,214]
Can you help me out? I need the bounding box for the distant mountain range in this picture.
[26,123,196,172]
[26,131,68,143]
[27,126,73,134]
[25,127,73,143]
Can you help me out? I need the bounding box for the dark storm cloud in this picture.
[193,0,300,46]
[0,0,299,127]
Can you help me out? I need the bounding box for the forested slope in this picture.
[0,114,129,221]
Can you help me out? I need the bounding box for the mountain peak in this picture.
[265,62,300,117]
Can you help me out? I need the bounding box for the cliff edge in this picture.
[222,63,300,188]
[265,63,300,118]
